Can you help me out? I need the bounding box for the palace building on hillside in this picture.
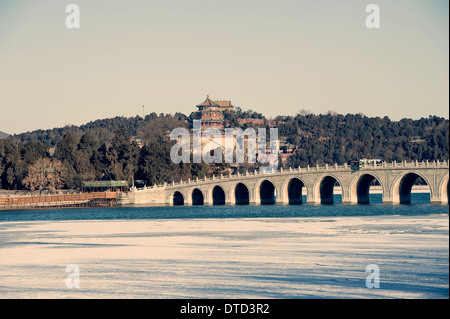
[195,95,234,128]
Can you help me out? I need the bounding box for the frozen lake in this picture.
[0,204,448,298]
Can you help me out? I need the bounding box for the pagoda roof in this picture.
[215,100,233,108]
[196,95,220,108]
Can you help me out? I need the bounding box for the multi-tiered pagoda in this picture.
[195,95,234,128]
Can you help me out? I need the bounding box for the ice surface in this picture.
[0,215,448,298]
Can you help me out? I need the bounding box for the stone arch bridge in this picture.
[121,160,449,206]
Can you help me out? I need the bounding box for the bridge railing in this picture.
[130,159,448,191]
[383,159,449,169]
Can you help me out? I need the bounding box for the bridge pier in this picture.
[341,188,353,205]
[306,193,320,205]
[250,189,260,205]
[382,194,400,205]
[341,197,355,205]
[430,190,448,205]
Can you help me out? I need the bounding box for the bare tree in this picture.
[297,109,312,116]
[23,158,66,192]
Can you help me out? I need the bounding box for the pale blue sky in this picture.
[0,0,448,134]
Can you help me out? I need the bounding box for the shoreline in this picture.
[0,185,431,198]
[0,186,434,211]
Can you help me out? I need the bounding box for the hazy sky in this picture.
[0,0,448,134]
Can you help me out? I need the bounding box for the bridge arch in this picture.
[254,179,277,205]
[191,188,205,205]
[281,177,307,204]
[210,185,226,205]
[390,171,432,204]
[313,174,343,205]
[231,182,250,205]
[171,191,184,206]
[350,173,383,204]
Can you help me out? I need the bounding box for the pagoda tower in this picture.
[195,95,225,128]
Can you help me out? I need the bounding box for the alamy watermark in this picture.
[66,264,80,289]
[65,4,379,30]
[365,4,380,29]
[365,264,380,289]
[170,120,279,174]
[65,4,80,29]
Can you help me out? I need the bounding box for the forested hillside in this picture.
[1,112,448,191]
[10,113,189,147]
[278,113,448,168]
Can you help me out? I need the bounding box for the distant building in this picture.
[237,118,265,125]
[194,95,234,128]
[131,137,144,148]
[279,141,297,164]
[213,99,234,111]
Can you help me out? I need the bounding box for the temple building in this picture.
[195,95,234,128]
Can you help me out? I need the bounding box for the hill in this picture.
[9,112,450,166]
[0,131,9,139]
[1,111,448,191]
[10,113,188,147]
